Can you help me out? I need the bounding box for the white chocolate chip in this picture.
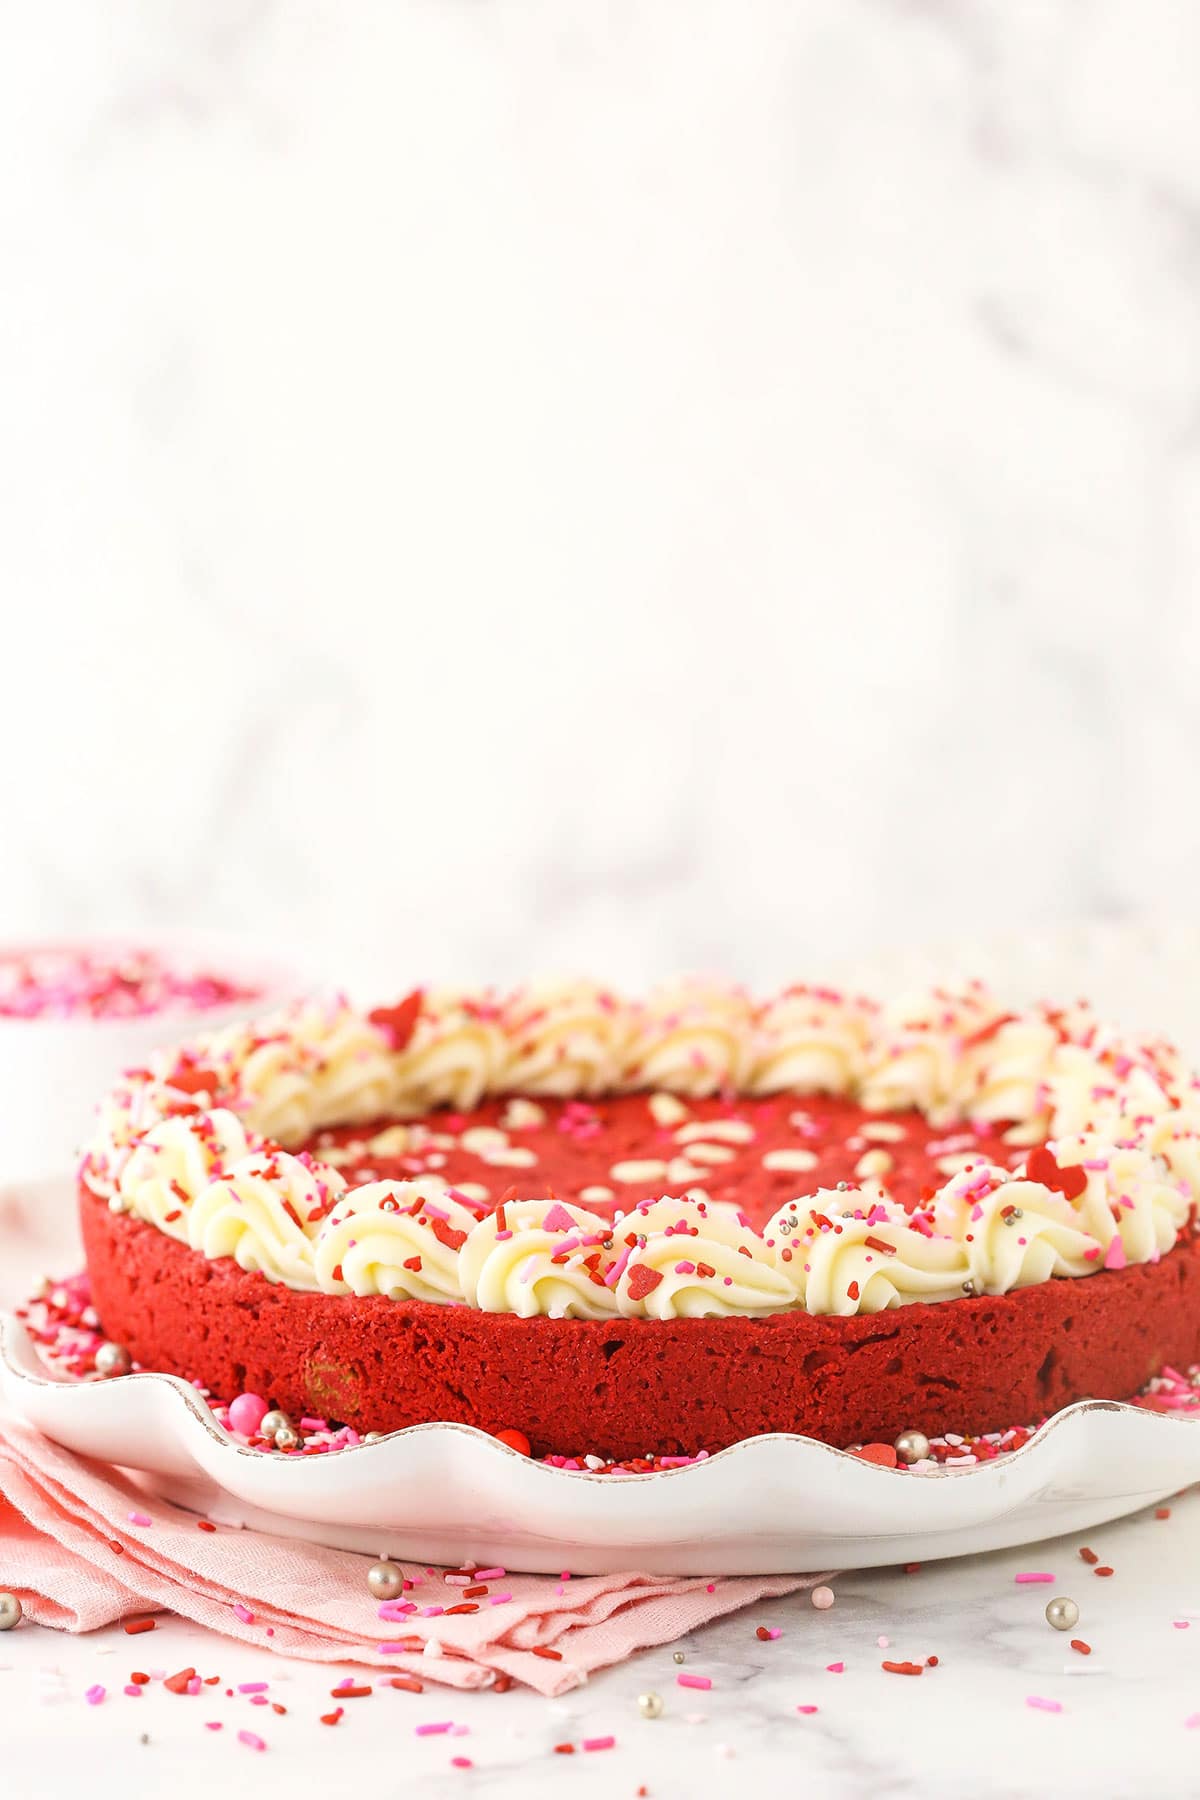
[860,1121,907,1143]
[854,1149,894,1179]
[364,1125,410,1156]
[452,1182,492,1204]
[500,1097,547,1131]
[666,1157,709,1185]
[579,1184,615,1204]
[481,1145,539,1168]
[425,1151,447,1169]
[762,1148,819,1173]
[610,1158,669,1183]
[679,1142,737,1166]
[648,1092,690,1127]
[675,1119,755,1146]
[936,1152,981,1176]
[461,1126,510,1155]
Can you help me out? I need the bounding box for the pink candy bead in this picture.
[228,1393,270,1436]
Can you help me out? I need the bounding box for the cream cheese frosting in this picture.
[80,980,1200,1321]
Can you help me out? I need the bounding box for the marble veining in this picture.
[0,3,1197,994]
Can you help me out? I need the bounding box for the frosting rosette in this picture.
[186,1151,346,1290]
[313,1180,477,1304]
[614,1196,795,1319]
[747,985,876,1096]
[771,1191,968,1315]
[620,982,754,1098]
[394,989,506,1112]
[500,982,630,1096]
[458,1199,620,1319]
[112,1108,252,1243]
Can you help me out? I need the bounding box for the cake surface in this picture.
[77,980,1200,1456]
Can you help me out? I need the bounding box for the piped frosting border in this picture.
[79,980,1200,1320]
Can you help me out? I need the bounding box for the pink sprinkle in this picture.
[474,1568,505,1582]
[1174,1621,1190,1630]
[378,1644,409,1655]
[123,1685,142,1698]
[233,1602,255,1624]
[825,1662,844,1674]
[127,1511,152,1527]
[450,1758,473,1770]
[877,1636,890,1649]
[583,1736,616,1751]
[416,1722,454,1736]
[85,1685,106,1706]
[1026,1696,1063,1714]
[238,1682,269,1693]
[797,1705,819,1715]
[677,1673,712,1690]
[188,1678,202,1696]
[227,1392,269,1436]
[1104,1236,1127,1271]
[674,1260,697,1275]
[444,1574,472,1586]
[1015,1572,1056,1584]
[489,1594,514,1606]
[237,1730,267,1751]
[1186,1714,1200,1729]
[542,1203,576,1233]
[205,1722,223,1731]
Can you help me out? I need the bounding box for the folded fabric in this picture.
[0,1412,828,1695]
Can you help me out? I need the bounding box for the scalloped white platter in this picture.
[4,1312,1199,1574]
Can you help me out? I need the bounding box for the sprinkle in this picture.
[232,1602,255,1623]
[1187,1714,1200,1729]
[677,1673,712,1690]
[755,1626,782,1640]
[237,1730,267,1751]
[825,1662,844,1674]
[811,1586,835,1610]
[881,1661,923,1676]
[85,1685,106,1706]
[1079,1547,1099,1565]
[797,1705,819,1715]
[582,1736,616,1751]
[320,1708,344,1726]
[389,1676,424,1693]
[127,1511,152,1527]
[1015,1572,1056,1584]
[1094,1566,1115,1578]
[1156,1507,1172,1520]
[205,1722,223,1731]
[164,1667,196,1694]
[415,1721,454,1736]
[450,1758,473,1770]
[333,1685,372,1699]
[532,1646,563,1662]
[1026,1696,1063,1713]
[1174,1621,1190,1630]
[123,1619,156,1636]
[1070,1639,1091,1655]
[238,1682,269,1694]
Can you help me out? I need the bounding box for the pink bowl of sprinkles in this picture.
[0,937,300,1179]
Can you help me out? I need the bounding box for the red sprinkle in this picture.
[196,1520,217,1533]
[1079,1547,1099,1565]
[882,1661,924,1676]
[123,1618,156,1636]
[1156,1508,1172,1520]
[164,1668,197,1695]
[389,1676,424,1694]
[320,1708,344,1726]
[532,1646,563,1662]
[1070,1639,1092,1656]
[332,1685,372,1699]
[1094,1566,1115,1578]
[494,1428,532,1457]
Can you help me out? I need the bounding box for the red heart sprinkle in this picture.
[368,989,423,1051]
[625,1264,664,1301]
[854,1443,899,1468]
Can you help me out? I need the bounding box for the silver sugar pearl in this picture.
[637,1691,664,1719]
[894,1429,931,1465]
[368,1559,406,1601]
[273,1424,301,1452]
[94,1341,132,1378]
[672,1650,685,1664]
[1045,1595,1079,1632]
[0,1592,22,1631]
[259,1410,291,1440]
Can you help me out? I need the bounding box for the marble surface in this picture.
[2,2,1200,991]
[5,1493,1200,1798]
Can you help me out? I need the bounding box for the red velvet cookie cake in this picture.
[78,981,1200,1458]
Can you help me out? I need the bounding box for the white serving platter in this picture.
[3,1311,1197,1575]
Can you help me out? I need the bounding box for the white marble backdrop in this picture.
[2,1,1198,996]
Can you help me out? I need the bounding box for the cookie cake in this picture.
[75,981,1200,1461]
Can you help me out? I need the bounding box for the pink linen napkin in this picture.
[0,1414,828,1695]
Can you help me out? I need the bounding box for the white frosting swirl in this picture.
[186,1151,345,1290]
[313,1180,476,1304]
[500,983,629,1096]
[621,983,753,1097]
[860,987,1000,1122]
[115,1109,251,1242]
[459,1199,620,1319]
[615,1196,795,1318]
[746,986,875,1096]
[394,990,506,1111]
[772,1191,969,1315]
